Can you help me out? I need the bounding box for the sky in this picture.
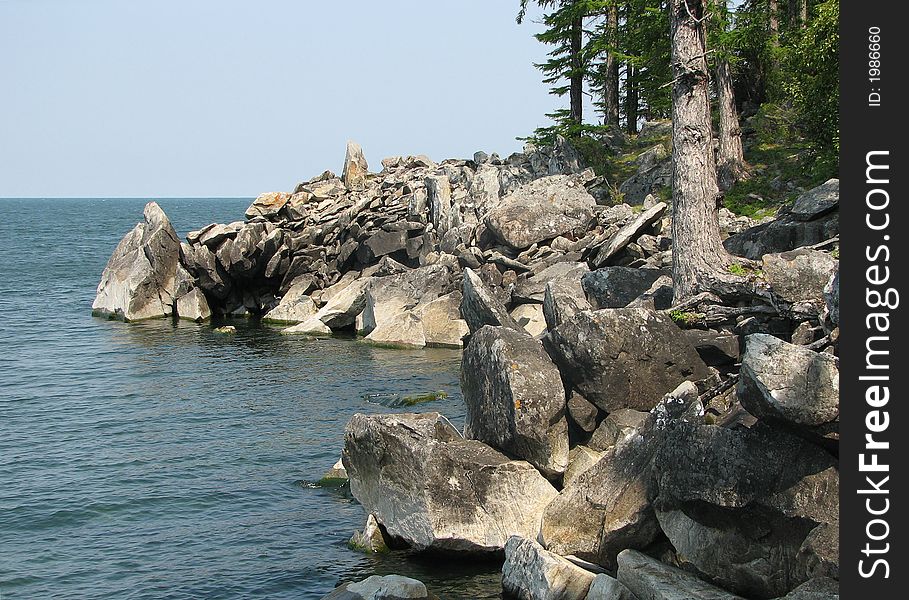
[0,0,559,198]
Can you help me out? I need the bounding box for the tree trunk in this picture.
[715,55,748,190]
[570,14,584,125]
[769,0,780,46]
[799,0,808,28]
[625,64,638,135]
[602,5,620,127]
[670,0,733,303]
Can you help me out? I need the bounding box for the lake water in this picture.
[0,198,501,599]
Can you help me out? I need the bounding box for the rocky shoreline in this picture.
[92,132,840,600]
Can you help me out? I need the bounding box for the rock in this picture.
[723,213,838,260]
[92,202,182,321]
[683,329,741,366]
[484,175,597,249]
[763,249,838,307]
[511,303,548,337]
[585,574,637,600]
[321,458,348,483]
[262,280,318,324]
[582,267,668,309]
[348,514,388,554]
[181,242,231,300]
[175,287,211,322]
[358,229,408,264]
[776,578,839,600]
[415,292,469,348]
[245,191,290,220]
[214,325,236,334]
[563,446,603,489]
[359,265,450,334]
[738,333,839,428]
[652,422,839,598]
[543,308,710,413]
[513,262,590,304]
[282,317,332,336]
[790,179,839,221]
[365,312,427,348]
[198,222,241,248]
[341,141,369,190]
[321,575,435,600]
[460,268,522,334]
[616,550,745,600]
[343,412,557,555]
[501,536,596,600]
[314,277,373,329]
[566,391,599,436]
[462,326,569,477]
[216,222,267,279]
[824,270,839,326]
[425,175,454,234]
[587,409,648,452]
[618,147,672,206]
[589,203,667,267]
[541,382,703,568]
[543,282,592,331]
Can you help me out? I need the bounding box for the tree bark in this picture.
[625,64,638,135]
[670,0,734,303]
[570,14,584,125]
[769,0,780,46]
[602,5,620,127]
[715,55,748,190]
[799,0,808,29]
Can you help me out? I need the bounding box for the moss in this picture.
[727,264,747,276]
[830,248,840,259]
[669,311,704,326]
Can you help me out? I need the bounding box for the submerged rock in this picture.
[616,550,745,600]
[501,536,596,600]
[175,287,211,322]
[92,202,182,321]
[321,575,436,600]
[461,325,569,477]
[342,412,557,555]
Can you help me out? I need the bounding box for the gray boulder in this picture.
[175,287,211,322]
[502,536,596,600]
[738,334,839,428]
[762,250,838,306]
[462,326,569,477]
[342,412,557,555]
[587,409,648,452]
[415,292,470,348]
[616,550,745,600]
[359,264,450,335]
[589,203,667,267]
[262,279,317,324]
[582,267,668,309]
[341,141,369,190]
[485,175,597,249]
[460,268,522,333]
[92,202,182,321]
[776,578,839,600]
[543,308,710,413]
[514,262,590,304]
[245,191,289,220]
[321,575,436,600]
[586,574,637,600]
[723,213,838,260]
[543,281,592,331]
[790,179,839,221]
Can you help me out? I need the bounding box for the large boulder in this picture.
[616,550,745,600]
[283,277,373,334]
[582,267,668,309]
[321,575,436,600]
[513,261,590,304]
[92,202,182,321]
[415,292,470,348]
[484,175,597,249]
[541,382,702,569]
[543,281,591,331]
[245,191,289,220]
[342,412,558,555]
[790,179,839,221]
[738,334,839,429]
[762,250,838,307]
[723,213,838,260]
[359,264,451,335]
[460,268,522,333]
[341,140,369,190]
[262,279,317,324]
[588,203,667,267]
[652,422,839,598]
[501,536,596,600]
[543,308,710,413]
[462,326,569,477]
[175,287,211,322]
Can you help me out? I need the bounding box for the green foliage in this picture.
[727,263,747,276]
[669,310,704,326]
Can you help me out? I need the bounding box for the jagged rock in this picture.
[619,146,671,205]
[342,412,557,555]
[358,229,408,263]
[776,578,839,600]
[342,141,369,190]
[683,329,741,366]
[216,222,267,279]
[262,280,317,324]
[245,191,290,220]
[359,264,450,335]
[587,409,648,452]
[198,222,242,248]
[484,175,597,249]
[824,270,839,326]
[511,303,548,337]
[582,267,668,309]
[321,575,436,600]
[563,446,603,488]
[589,203,667,267]
[763,249,838,309]
[460,268,521,333]
[348,514,388,554]
[320,270,362,305]
[738,333,839,428]
[567,392,599,437]
[616,550,745,600]
[652,422,839,598]
[284,277,373,334]
[513,262,590,304]
[543,281,592,331]
[723,213,839,260]
[461,326,569,477]
[790,179,839,221]
[175,287,211,322]
[585,574,637,600]
[415,292,469,348]
[541,383,703,568]
[364,312,427,348]
[543,308,710,413]
[467,164,503,222]
[426,175,454,235]
[501,536,596,600]
[92,202,182,321]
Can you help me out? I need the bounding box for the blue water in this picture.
[0,199,500,599]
